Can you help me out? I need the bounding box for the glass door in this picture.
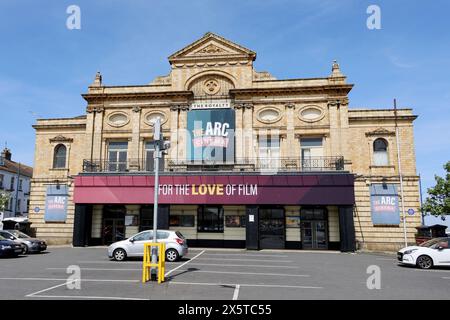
[301,221,328,250]
[259,208,285,249]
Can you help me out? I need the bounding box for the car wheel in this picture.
[113,248,127,261]
[416,255,433,269]
[166,248,179,262]
[22,245,29,255]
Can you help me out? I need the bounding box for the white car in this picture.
[108,229,188,262]
[397,237,450,269]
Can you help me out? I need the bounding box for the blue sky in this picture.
[0,0,449,196]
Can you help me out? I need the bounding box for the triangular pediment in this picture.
[168,32,256,64]
[365,127,396,137]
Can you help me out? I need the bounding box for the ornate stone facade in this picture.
[29,33,420,251]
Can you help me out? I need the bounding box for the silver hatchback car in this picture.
[108,229,188,262]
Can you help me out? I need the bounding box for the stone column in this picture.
[169,105,179,161]
[129,106,142,171]
[85,108,95,161]
[177,105,189,160]
[285,103,296,158]
[234,104,244,162]
[243,103,254,159]
[125,205,140,238]
[92,106,105,160]
[339,97,350,161]
[328,100,340,156]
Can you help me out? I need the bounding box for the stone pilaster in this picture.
[234,103,244,161]
[177,105,189,160]
[243,103,254,159]
[129,106,142,169]
[285,103,296,158]
[170,105,179,161]
[92,106,105,160]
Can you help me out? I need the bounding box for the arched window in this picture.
[53,144,67,168]
[373,138,388,166]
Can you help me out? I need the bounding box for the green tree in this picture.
[0,190,9,212]
[421,161,450,217]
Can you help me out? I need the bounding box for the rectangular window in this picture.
[300,137,324,171]
[169,215,195,227]
[225,215,246,228]
[108,141,128,172]
[0,174,4,188]
[10,177,15,191]
[17,199,21,212]
[18,179,23,191]
[286,216,301,228]
[258,136,280,170]
[145,141,164,172]
[197,205,224,232]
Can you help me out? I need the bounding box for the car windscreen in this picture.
[13,231,31,239]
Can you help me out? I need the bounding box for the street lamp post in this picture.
[150,117,170,281]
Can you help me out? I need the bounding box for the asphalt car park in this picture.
[1,247,450,300]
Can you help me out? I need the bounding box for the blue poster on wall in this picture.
[187,109,235,162]
[44,185,68,222]
[370,184,400,225]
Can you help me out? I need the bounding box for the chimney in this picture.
[1,148,11,161]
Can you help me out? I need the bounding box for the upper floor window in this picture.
[373,138,389,166]
[0,174,3,188]
[53,144,67,168]
[18,179,23,191]
[145,141,164,172]
[108,141,128,172]
[10,177,15,191]
[258,136,280,169]
[300,137,324,171]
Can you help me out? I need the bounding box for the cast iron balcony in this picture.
[82,156,345,173]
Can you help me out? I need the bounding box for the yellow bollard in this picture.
[142,242,165,283]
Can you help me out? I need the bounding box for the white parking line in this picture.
[187,262,299,269]
[26,280,78,297]
[195,258,292,263]
[165,250,206,277]
[28,295,148,300]
[47,268,142,271]
[232,285,240,300]
[170,281,322,289]
[204,253,288,258]
[0,277,139,282]
[172,269,310,277]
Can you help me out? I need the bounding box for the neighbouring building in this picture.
[29,33,421,251]
[0,148,33,218]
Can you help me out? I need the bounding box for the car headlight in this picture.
[1,245,12,250]
[404,249,418,255]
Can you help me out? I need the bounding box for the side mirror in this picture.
[129,238,135,243]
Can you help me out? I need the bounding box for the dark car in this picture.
[0,230,47,254]
[0,234,24,257]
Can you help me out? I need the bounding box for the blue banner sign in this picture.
[370,184,400,225]
[44,185,68,222]
[187,109,235,162]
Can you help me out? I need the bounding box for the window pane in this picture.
[198,206,223,232]
[373,139,387,151]
[53,145,67,168]
[108,142,128,150]
[301,138,322,147]
[374,151,388,166]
